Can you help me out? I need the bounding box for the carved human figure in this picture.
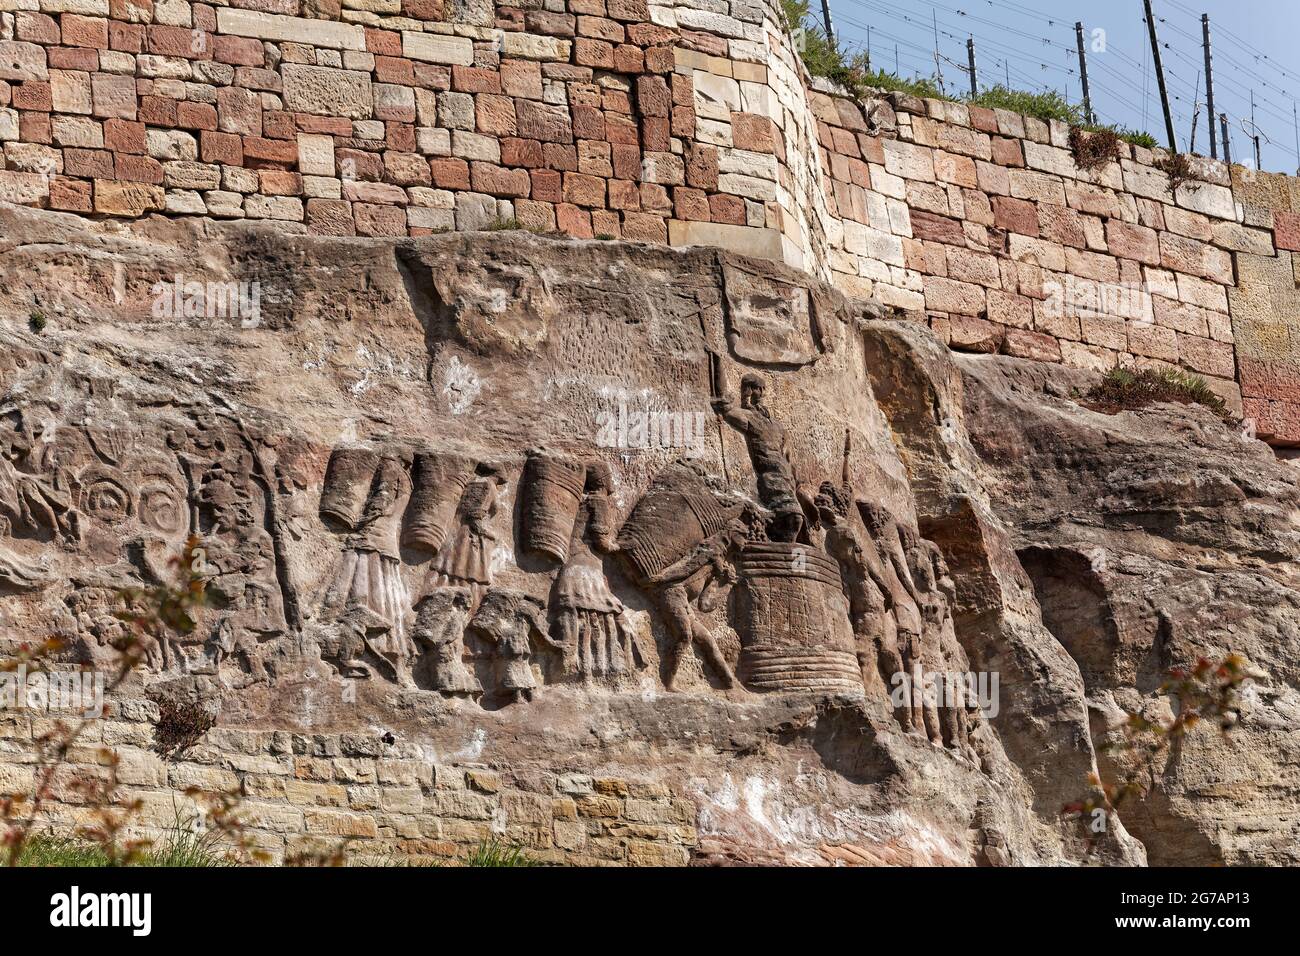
[639,507,757,690]
[814,481,892,697]
[859,502,925,734]
[910,535,979,760]
[322,454,415,684]
[469,589,553,703]
[412,587,481,697]
[549,461,644,680]
[710,370,815,543]
[426,462,506,609]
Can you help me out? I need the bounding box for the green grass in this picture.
[459,838,539,867]
[14,828,234,867]
[1085,366,1229,418]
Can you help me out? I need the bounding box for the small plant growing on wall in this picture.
[1068,126,1123,171]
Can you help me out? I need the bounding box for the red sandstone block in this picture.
[429,157,470,190]
[732,112,774,153]
[452,66,501,94]
[991,136,1023,168]
[574,39,615,69]
[242,136,296,167]
[611,143,639,180]
[563,171,605,208]
[62,15,109,49]
[148,25,211,59]
[354,203,409,237]
[64,147,114,178]
[636,75,670,118]
[475,93,516,136]
[641,116,669,152]
[579,15,624,42]
[176,101,218,131]
[48,47,99,71]
[910,210,966,245]
[604,113,637,146]
[992,195,1039,237]
[601,88,631,114]
[412,63,451,91]
[365,27,402,56]
[114,153,162,183]
[193,3,216,32]
[337,148,383,181]
[471,161,531,198]
[214,35,265,67]
[621,212,666,243]
[200,129,242,164]
[673,186,709,221]
[530,168,563,202]
[591,209,620,237]
[262,110,295,139]
[49,176,94,212]
[556,202,593,239]
[613,44,643,74]
[572,105,604,140]
[968,105,999,133]
[385,151,431,186]
[139,95,177,126]
[608,178,639,210]
[0,84,9,108]
[20,111,51,143]
[375,56,415,85]
[707,192,745,225]
[679,28,726,55]
[13,82,52,112]
[684,144,717,190]
[296,114,353,136]
[403,0,445,20]
[543,143,577,171]
[307,198,356,236]
[639,182,670,214]
[643,45,674,73]
[500,59,542,99]
[385,122,416,152]
[259,170,302,196]
[17,13,60,44]
[108,22,144,54]
[108,0,152,18]
[628,22,676,45]
[670,105,694,139]
[501,137,544,168]
[1274,210,1300,252]
[858,134,885,165]
[104,118,145,153]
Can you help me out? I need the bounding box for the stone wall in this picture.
[5,0,1300,439]
[0,686,697,865]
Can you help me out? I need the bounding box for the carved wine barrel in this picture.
[520,449,586,563]
[402,451,474,553]
[320,447,380,529]
[735,541,864,695]
[616,473,736,583]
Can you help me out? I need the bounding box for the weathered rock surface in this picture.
[0,202,1291,865]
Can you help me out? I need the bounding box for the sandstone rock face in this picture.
[0,203,1289,865]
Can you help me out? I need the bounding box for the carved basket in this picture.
[735,541,864,695]
[521,450,586,563]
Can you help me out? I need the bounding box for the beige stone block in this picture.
[217,9,366,50]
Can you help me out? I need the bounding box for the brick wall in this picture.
[6,0,1300,440]
[0,694,698,864]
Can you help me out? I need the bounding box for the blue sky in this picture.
[825,0,1300,173]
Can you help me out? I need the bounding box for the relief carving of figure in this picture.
[710,369,816,544]
[321,453,414,684]
[548,460,644,681]
[425,462,506,609]
[411,587,481,697]
[859,502,924,732]
[469,588,553,703]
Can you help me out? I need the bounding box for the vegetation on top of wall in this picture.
[1084,367,1229,419]
[779,1,1161,152]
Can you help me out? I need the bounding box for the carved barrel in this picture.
[521,450,586,563]
[320,447,380,529]
[735,542,864,695]
[403,451,474,554]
